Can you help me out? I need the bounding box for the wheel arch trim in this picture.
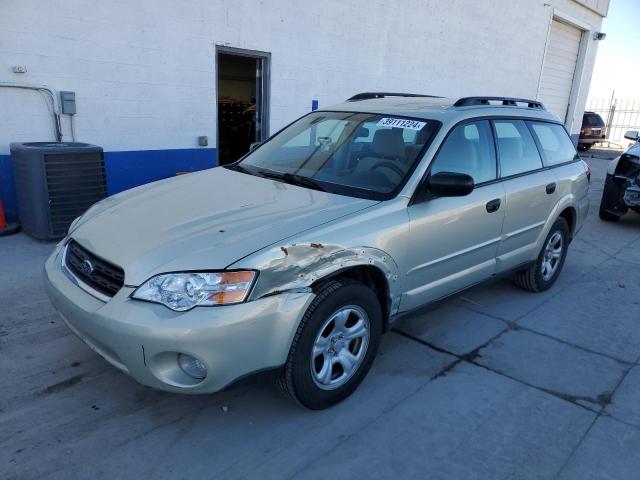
[537,195,579,250]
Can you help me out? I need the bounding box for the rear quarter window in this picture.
[528,122,577,166]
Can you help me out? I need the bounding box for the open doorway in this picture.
[216,47,270,165]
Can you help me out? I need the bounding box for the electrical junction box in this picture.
[60,91,76,114]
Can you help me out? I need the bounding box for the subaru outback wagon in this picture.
[45,93,589,409]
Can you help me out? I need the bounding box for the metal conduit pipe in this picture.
[0,82,62,142]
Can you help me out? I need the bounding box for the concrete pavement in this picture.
[2,150,640,479]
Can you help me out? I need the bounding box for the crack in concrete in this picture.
[598,411,640,432]
[552,414,600,480]
[283,352,461,480]
[446,233,640,372]
[394,327,605,415]
[552,358,638,479]
[516,326,634,366]
[396,240,640,478]
[393,325,509,379]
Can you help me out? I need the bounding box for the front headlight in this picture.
[131,271,257,311]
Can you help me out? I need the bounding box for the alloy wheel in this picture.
[310,305,370,390]
[541,230,563,281]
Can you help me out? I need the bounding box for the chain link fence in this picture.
[586,97,640,149]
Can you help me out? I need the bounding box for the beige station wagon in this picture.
[45,93,590,409]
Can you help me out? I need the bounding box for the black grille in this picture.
[65,240,125,297]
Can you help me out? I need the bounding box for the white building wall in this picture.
[0,0,606,157]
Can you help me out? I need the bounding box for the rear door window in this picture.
[528,121,577,166]
[493,120,544,177]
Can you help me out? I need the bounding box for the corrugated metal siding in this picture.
[538,20,582,122]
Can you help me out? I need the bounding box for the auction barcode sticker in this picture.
[376,118,426,130]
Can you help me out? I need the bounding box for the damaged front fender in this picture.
[235,243,402,314]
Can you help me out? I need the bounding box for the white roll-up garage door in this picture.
[538,19,582,123]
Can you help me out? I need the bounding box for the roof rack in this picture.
[347,92,443,101]
[454,97,546,110]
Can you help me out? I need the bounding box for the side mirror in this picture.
[427,172,474,197]
[624,131,639,142]
[249,141,262,151]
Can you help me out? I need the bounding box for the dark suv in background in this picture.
[579,111,606,151]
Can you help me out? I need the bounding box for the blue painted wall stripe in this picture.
[0,154,18,222]
[104,148,217,195]
[0,148,217,223]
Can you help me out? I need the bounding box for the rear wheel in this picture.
[513,217,569,292]
[278,279,382,410]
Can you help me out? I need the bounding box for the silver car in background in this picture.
[45,93,590,409]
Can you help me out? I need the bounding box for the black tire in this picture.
[513,217,570,292]
[599,205,620,222]
[278,279,383,410]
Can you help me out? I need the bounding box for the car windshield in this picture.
[231,111,440,200]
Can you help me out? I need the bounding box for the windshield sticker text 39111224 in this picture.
[376,118,427,130]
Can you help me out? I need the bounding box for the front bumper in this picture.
[44,245,314,393]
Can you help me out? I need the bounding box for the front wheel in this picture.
[278,280,382,409]
[513,217,569,292]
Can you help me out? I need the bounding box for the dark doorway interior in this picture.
[217,53,258,165]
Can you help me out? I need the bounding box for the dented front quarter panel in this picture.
[228,198,411,315]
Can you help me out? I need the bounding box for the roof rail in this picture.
[347,92,443,101]
[454,97,545,109]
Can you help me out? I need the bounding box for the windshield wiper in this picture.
[257,170,327,192]
[225,163,254,175]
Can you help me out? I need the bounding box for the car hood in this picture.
[70,167,377,285]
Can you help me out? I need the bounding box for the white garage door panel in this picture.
[538,19,582,122]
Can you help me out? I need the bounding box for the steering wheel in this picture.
[371,161,405,180]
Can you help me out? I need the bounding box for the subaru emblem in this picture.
[81,259,94,275]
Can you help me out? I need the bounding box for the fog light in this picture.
[178,354,207,380]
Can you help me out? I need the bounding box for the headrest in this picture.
[371,129,405,159]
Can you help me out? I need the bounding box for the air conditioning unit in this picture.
[10,142,107,240]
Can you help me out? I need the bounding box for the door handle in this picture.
[486,198,501,213]
[546,182,556,194]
